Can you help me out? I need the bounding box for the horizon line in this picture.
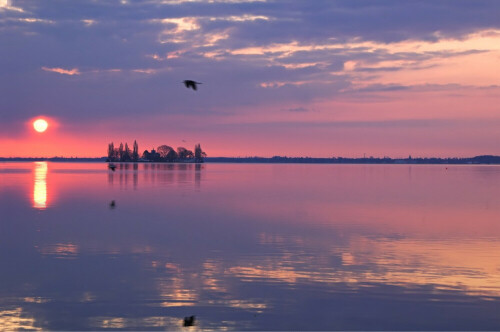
[1,154,500,160]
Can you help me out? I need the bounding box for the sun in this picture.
[33,119,48,133]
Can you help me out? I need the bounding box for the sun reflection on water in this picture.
[33,162,47,209]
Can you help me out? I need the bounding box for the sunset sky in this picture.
[1,0,499,157]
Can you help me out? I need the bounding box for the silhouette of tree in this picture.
[107,142,115,161]
[166,149,178,161]
[118,143,124,161]
[157,145,173,158]
[149,148,161,161]
[123,143,131,161]
[142,149,160,161]
[157,145,179,161]
[194,144,205,162]
[132,140,139,161]
[177,147,194,160]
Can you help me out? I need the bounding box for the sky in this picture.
[1,0,499,158]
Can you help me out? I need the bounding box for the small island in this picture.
[106,141,206,163]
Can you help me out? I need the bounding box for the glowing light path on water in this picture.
[33,162,47,209]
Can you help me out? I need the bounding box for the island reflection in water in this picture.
[0,162,500,330]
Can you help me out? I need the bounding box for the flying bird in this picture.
[183,80,202,91]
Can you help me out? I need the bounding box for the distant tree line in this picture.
[107,141,206,163]
[204,155,500,164]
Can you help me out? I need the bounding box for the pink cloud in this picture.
[42,67,81,75]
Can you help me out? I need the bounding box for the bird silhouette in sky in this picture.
[183,80,202,91]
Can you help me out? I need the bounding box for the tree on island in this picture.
[108,141,205,163]
[142,148,160,161]
[132,140,139,161]
[118,143,124,160]
[157,145,178,161]
[123,143,131,162]
[194,144,207,163]
[107,142,116,161]
[145,144,205,162]
[177,147,194,160]
[107,140,140,162]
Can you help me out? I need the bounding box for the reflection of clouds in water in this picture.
[31,235,499,325]
[81,292,96,303]
[38,243,79,259]
[202,260,227,293]
[24,297,49,304]
[99,317,126,329]
[227,233,500,298]
[206,299,267,311]
[157,276,199,306]
[344,237,500,297]
[0,308,42,331]
[91,315,234,330]
[152,259,268,312]
[258,232,305,246]
[130,245,153,254]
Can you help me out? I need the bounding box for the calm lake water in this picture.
[1,162,500,330]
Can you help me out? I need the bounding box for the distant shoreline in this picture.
[1,155,500,164]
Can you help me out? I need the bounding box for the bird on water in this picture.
[183,316,195,326]
[183,80,202,91]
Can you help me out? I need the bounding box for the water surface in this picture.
[1,162,500,330]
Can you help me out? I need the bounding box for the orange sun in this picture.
[33,119,48,133]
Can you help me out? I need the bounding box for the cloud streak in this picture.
[41,67,80,76]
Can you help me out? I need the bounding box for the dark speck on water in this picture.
[183,315,195,327]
